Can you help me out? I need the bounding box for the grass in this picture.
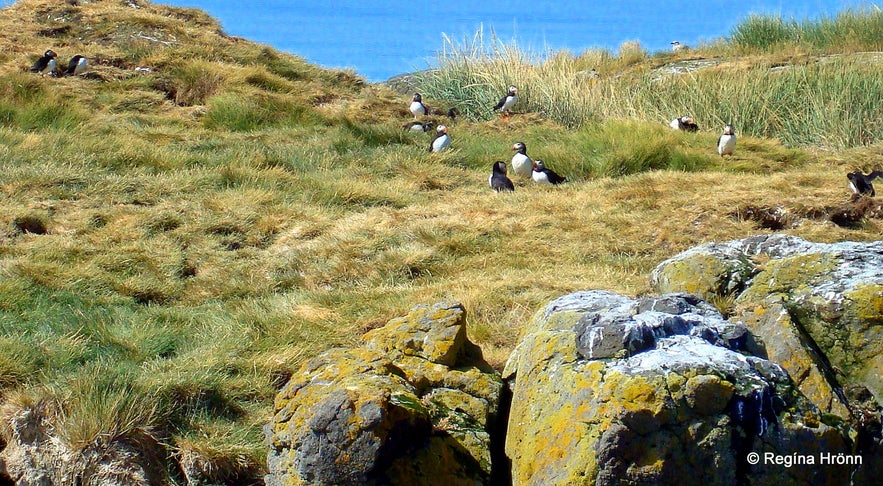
[418,8,883,148]
[1,0,882,483]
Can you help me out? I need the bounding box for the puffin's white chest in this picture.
[43,59,57,75]
[73,57,87,75]
[432,134,451,152]
[532,170,551,184]
[500,95,517,112]
[410,101,426,117]
[669,118,682,130]
[511,153,533,178]
[718,134,736,155]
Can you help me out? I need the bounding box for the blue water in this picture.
[3,0,868,81]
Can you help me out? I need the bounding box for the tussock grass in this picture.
[732,8,883,53]
[419,11,883,149]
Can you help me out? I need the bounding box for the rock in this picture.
[0,403,163,486]
[652,234,883,408]
[503,290,854,486]
[573,293,749,360]
[265,302,503,486]
[652,234,883,481]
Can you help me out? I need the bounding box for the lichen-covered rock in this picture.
[265,302,503,486]
[364,302,468,366]
[504,290,854,486]
[652,234,883,409]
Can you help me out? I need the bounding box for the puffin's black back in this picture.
[491,161,515,192]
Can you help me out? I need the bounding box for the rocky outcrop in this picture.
[652,233,883,483]
[652,234,883,409]
[264,302,503,486]
[265,235,883,485]
[503,291,854,485]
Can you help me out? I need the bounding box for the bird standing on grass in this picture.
[430,125,451,153]
[671,41,688,52]
[489,161,515,192]
[30,49,58,76]
[510,141,534,178]
[410,93,429,118]
[64,55,88,76]
[718,124,736,157]
[670,115,699,132]
[532,160,567,185]
[493,85,518,120]
[847,170,883,199]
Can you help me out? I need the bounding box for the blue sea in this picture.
[3,0,869,81]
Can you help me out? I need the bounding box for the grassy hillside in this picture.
[1,1,882,483]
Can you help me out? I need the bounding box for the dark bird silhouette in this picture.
[30,49,58,76]
[64,55,88,76]
[489,161,515,192]
[532,160,567,185]
[409,92,429,118]
[847,170,883,199]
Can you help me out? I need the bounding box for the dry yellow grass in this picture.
[1,1,882,482]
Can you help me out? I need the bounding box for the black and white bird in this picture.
[30,49,58,76]
[489,161,515,192]
[493,85,518,119]
[671,41,687,52]
[847,170,883,198]
[403,120,435,133]
[430,124,451,153]
[64,55,88,76]
[510,141,533,178]
[717,124,736,157]
[409,93,429,118]
[532,160,567,185]
[669,115,699,132]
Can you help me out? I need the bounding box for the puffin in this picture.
[30,49,58,76]
[669,115,699,132]
[409,93,429,118]
[847,170,883,198]
[489,161,515,192]
[403,120,435,133]
[430,125,451,153]
[510,141,533,178]
[532,160,567,185]
[717,124,736,157]
[64,55,88,76]
[671,41,687,52]
[493,85,518,119]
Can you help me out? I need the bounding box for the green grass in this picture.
[418,10,883,149]
[1,1,883,483]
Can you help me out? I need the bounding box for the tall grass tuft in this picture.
[732,7,883,52]
[420,15,883,148]
[46,365,161,452]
